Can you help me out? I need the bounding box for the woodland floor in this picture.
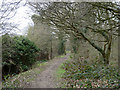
[24,53,70,88]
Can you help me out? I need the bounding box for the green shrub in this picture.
[2,34,39,79]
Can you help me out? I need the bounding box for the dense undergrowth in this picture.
[61,56,119,88]
[2,34,40,80]
[2,60,48,88]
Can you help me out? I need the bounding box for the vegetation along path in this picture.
[25,53,70,88]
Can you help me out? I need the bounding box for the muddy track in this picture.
[25,54,69,88]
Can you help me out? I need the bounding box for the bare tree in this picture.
[0,0,27,35]
[29,2,119,64]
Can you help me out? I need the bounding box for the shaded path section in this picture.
[26,54,69,88]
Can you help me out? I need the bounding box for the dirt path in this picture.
[26,54,69,88]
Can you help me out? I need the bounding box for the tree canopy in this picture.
[29,2,119,64]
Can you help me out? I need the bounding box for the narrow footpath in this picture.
[26,53,70,88]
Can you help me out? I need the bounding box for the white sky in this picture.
[0,0,34,35]
[9,2,34,35]
[2,0,119,35]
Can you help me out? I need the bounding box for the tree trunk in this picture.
[102,39,112,65]
[102,54,109,65]
[50,40,52,59]
[79,32,112,65]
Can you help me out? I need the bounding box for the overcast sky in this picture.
[2,0,119,35]
[0,0,35,35]
[10,2,34,35]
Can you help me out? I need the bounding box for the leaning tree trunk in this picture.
[79,32,112,65]
[102,54,109,65]
[102,36,112,65]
